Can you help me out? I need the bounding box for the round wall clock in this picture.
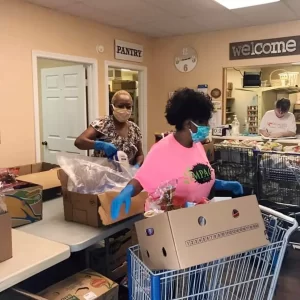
[174,47,198,73]
[211,88,222,99]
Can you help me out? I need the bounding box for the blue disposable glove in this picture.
[133,163,140,169]
[111,184,135,220]
[94,141,117,158]
[214,179,244,196]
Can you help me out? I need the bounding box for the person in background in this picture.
[110,88,243,220]
[75,90,144,167]
[259,98,296,138]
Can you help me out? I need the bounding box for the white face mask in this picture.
[112,105,132,122]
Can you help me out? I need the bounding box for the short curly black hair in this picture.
[276,98,290,113]
[165,88,214,130]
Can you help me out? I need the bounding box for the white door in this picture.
[41,65,87,164]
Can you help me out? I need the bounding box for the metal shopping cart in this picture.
[214,144,257,194]
[127,206,298,300]
[257,151,300,206]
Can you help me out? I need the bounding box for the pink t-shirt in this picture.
[135,134,215,209]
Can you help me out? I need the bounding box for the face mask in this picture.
[190,121,210,143]
[112,105,132,122]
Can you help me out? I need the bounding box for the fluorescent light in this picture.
[121,69,132,72]
[214,0,280,10]
[292,62,300,65]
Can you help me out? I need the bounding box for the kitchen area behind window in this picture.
[224,64,300,135]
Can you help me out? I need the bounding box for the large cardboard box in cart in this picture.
[135,195,269,270]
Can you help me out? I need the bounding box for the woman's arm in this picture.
[128,178,144,196]
[135,141,144,166]
[75,126,102,150]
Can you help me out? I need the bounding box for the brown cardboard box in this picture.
[203,142,214,162]
[16,163,61,200]
[135,195,269,270]
[3,162,61,228]
[4,183,43,228]
[58,169,147,227]
[0,213,12,262]
[10,270,118,300]
[39,269,118,300]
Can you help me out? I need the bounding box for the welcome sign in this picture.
[229,36,300,60]
[115,40,143,63]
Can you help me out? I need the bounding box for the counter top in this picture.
[0,230,70,292]
[212,135,300,145]
[18,197,143,252]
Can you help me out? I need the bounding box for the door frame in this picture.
[32,50,99,162]
[104,60,148,152]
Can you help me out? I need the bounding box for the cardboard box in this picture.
[16,162,61,201]
[2,162,60,228]
[203,142,214,162]
[58,169,147,227]
[0,212,12,262]
[4,183,43,228]
[10,270,118,300]
[135,195,269,270]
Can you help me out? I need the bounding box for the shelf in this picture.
[226,112,235,114]
[236,86,300,94]
[227,97,235,100]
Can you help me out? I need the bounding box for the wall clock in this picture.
[211,88,222,99]
[174,47,198,73]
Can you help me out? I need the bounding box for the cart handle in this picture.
[259,205,298,226]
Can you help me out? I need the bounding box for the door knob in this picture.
[42,141,48,146]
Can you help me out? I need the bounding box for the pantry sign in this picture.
[229,36,300,60]
[115,40,143,63]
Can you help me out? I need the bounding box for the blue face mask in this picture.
[190,121,210,143]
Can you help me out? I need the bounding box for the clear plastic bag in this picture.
[57,153,137,194]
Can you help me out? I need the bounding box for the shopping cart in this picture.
[127,206,298,300]
[257,151,300,206]
[214,144,256,194]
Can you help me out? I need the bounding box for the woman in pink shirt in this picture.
[111,88,243,219]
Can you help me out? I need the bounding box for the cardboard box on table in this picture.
[3,163,61,228]
[135,195,269,270]
[0,212,12,262]
[58,169,147,227]
[8,269,118,300]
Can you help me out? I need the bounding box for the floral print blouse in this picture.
[91,116,142,164]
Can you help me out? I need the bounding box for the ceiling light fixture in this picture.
[214,0,280,10]
[292,62,300,65]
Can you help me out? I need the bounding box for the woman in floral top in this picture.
[75,90,144,166]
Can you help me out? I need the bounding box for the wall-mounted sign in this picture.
[115,40,143,63]
[229,36,300,60]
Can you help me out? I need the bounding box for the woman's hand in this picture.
[94,141,117,158]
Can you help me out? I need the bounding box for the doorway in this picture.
[32,51,99,163]
[105,61,148,153]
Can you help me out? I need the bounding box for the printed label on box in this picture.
[84,291,97,300]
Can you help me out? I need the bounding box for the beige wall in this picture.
[0,0,154,167]
[3,0,300,167]
[151,21,300,136]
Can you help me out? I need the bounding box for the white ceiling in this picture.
[25,0,300,37]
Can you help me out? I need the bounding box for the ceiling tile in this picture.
[284,0,300,18]
[84,0,166,23]
[58,2,136,28]
[232,2,298,26]
[143,0,228,18]
[26,0,80,9]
